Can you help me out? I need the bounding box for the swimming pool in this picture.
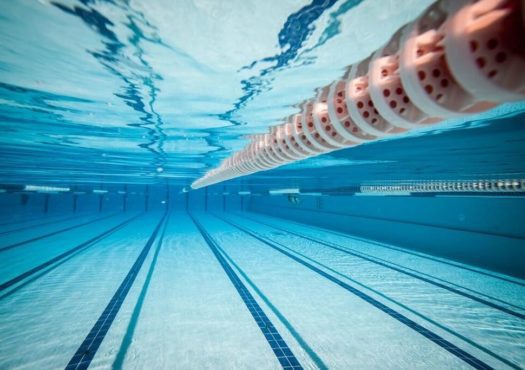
[0,0,524,369]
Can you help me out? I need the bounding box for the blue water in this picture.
[1,0,524,369]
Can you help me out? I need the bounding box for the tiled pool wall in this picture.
[0,186,242,214]
[247,193,525,278]
[1,188,523,279]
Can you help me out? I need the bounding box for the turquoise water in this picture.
[2,0,523,186]
[0,210,524,369]
[0,0,524,369]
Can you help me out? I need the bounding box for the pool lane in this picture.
[65,211,168,370]
[220,213,525,369]
[1,210,521,369]
[0,213,160,370]
[191,214,303,370]
[95,212,288,370]
[241,212,525,307]
[0,213,90,239]
[0,213,142,294]
[0,212,117,252]
[234,214,525,319]
[0,213,130,284]
[0,213,60,228]
[197,213,476,369]
[211,241,327,370]
[0,214,79,235]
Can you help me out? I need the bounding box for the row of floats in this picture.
[192,0,525,189]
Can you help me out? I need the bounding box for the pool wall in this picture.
[0,187,243,214]
[248,193,525,278]
[1,188,522,278]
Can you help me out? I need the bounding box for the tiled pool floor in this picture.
[0,211,523,369]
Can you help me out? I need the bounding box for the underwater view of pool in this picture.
[0,0,524,369]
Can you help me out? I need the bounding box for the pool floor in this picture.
[0,210,523,369]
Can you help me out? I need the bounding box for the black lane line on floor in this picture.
[0,214,142,293]
[0,214,78,236]
[190,215,303,370]
[0,216,139,301]
[218,217,522,370]
[0,214,53,227]
[0,213,118,253]
[214,243,328,370]
[111,213,170,370]
[240,215,525,320]
[65,212,168,370]
[218,216,494,370]
[248,208,525,287]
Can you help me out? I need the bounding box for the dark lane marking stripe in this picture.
[214,243,328,370]
[217,216,521,370]
[190,214,303,370]
[218,216,494,370]
[0,213,118,253]
[239,215,525,319]
[0,218,138,301]
[243,211,525,287]
[65,212,168,370]
[0,214,142,293]
[0,214,53,227]
[0,214,78,236]
[111,213,170,370]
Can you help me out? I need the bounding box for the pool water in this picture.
[0,0,524,369]
[0,209,524,369]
